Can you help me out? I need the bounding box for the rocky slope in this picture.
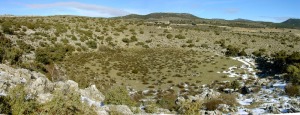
[0,64,135,114]
[1,59,300,115]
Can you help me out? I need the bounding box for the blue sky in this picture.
[0,0,299,22]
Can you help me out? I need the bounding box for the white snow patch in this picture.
[221,57,258,79]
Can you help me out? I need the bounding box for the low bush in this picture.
[35,44,75,64]
[156,93,179,111]
[179,100,203,115]
[204,94,238,111]
[104,86,136,106]
[204,99,223,110]
[175,34,186,39]
[225,45,240,56]
[285,84,300,97]
[40,89,96,114]
[86,41,98,49]
[4,85,96,115]
[166,34,173,39]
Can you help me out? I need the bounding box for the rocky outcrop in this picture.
[266,105,281,114]
[27,77,54,95]
[80,85,105,107]
[107,105,133,115]
[200,110,222,115]
[0,64,105,107]
[188,88,220,101]
[81,85,105,102]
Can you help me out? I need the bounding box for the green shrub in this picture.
[145,104,158,113]
[130,36,138,42]
[61,38,69,44]
[238,49,247,56]
[122,38,130,43]
[0,96,11,114]
[285,84,300,97]
[156,93,179,111]
[4,47,23,65]
[7,85,39,115]
[105,36,113,42]
[86,41,98,49]
[225,45,240,56]
[179,100,202,115]
[231,80,240,90]
[204,94,238,111]
[286,64,300,84]
[40,90,96,114]
[17,40,34,53]
[71,36,77,40]
[2,21,14,35]
[104,86,135,106]
[35,44,75,64]
[166,34,173,39]
[201,44,209,48]
[186,40,193,43]
[204,99,222,110]
[175,34,186,39]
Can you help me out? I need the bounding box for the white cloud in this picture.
[260,16,292,22]
[26,2,130,17]
[224,8,240,14]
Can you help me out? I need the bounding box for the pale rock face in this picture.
[256,78,269,86]
[289,99,300,112]
[107,105,133,115]
[27,77,54,95]
[96,110,109,115]
[195,88,220,100]
[156,108,171,114]
[30,71,46,79]
[53,80,79,92]
[0,64,111,114]
[37,93,53,104]
[80,85,105,102]
[66,80,79,92]
[218,104,230,112]
[266,105,281,114]
[0,64,32,93]
[96,106,110,115]
[200,110,222,115]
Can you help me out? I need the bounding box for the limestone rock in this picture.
[107,105,133,115]
[30,71,46,79]
[218,104,230,112]
[156,108,171,114]
[0,64,32,93]
[27,77,53,95]
[80,85,105,102]
[195,88,220,100]
[266,105,281,114]
[37,93,53,104]
[53,80,79,92]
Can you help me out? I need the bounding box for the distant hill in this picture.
[116,13,201,20]
[281,18,300,27]
[233,18,254,22]
[115,13,300,29]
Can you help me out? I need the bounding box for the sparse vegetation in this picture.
[0,14,300,114]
